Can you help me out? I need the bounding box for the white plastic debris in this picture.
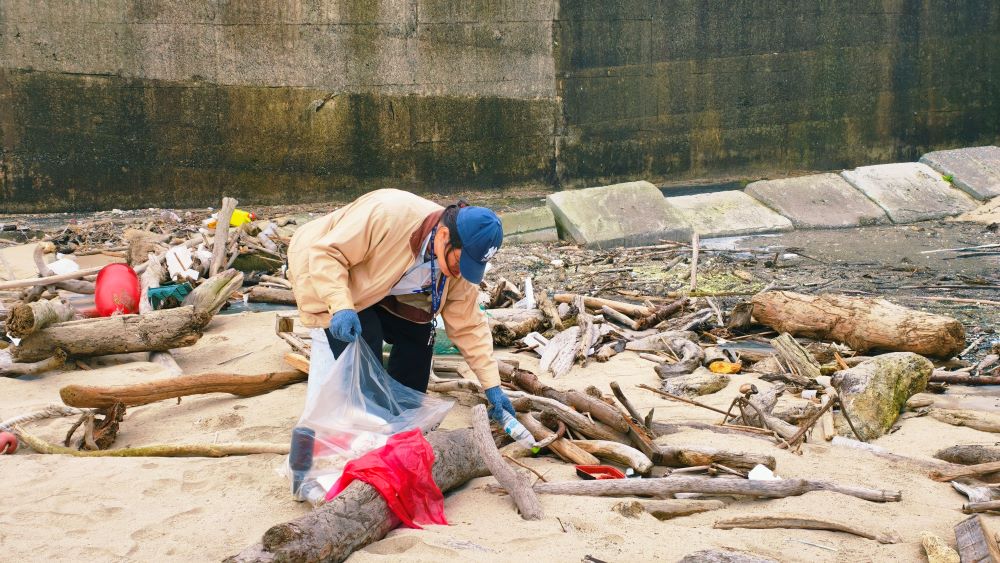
[165,245,200,282]
[748,464,780,481]
[47,258,80,276]
[513,276,536,309]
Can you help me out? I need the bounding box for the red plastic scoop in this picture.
[575,465,626,480]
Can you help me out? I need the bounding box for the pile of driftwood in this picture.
[0,196,304,377]
[223,303,922,562]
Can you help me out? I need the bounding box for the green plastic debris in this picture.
[147,283,193,310]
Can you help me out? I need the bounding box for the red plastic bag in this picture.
[326,428,446,529]
[94,263,140,316]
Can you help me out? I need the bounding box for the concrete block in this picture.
[840,162,979,224]
[744,173,889,228]
[546,181,692,248]
[501,206,558,244]
[920,145,1000,201]
[666,191,794,238]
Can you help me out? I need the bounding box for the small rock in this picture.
[612,500,644,519]
[662,367,730,396]
[921,531,960,563]
[906,393,936,410]
[832,352,932,440]
[771,395,821,425]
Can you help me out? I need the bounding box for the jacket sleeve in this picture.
[307,204,387,315]
[441,280,501,389]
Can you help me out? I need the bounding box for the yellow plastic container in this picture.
[207,209,257,228]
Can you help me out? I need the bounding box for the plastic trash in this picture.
[147,283,193,310]
[47,258,80,276]
[164,245,200,282]
[512,276,536,309]
[748,464,780,481]
[279,330,453,501]
[499,410,539,453]
[326,428,448,528]
[94,263,140,317]
[206,209,257,229]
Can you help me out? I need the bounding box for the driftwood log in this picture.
[531,475,901,503]
[930,409,1000,434]
[11,270,242,363]
[750,291,965,358]
[769,333,821,380]
[614,499,725,520]
[930,460,1000,482]
[714,515,900,544]
[14,426,286,457]
[936,445,1000,466]
[247,286,296,305]
[572,440,653,474]
[655,445,776,471]
[32,244,95,295]
[931,373,1000,385]
[510,393,630,443]
[210,197,238,277]
[554,294,652,318]
[503,368,630,433]
[488,308,546,347]
[0,350,67,377]
[518,413,599,465]
[6,298,77,338]
[954,515,1000,563]
[226,429,489,563]
[963,500,1000,514]
[471,404,543,520]
[678,549,777,563]
[59,371,306,408]
[138,252,164,315]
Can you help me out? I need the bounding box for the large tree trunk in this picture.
[60,371,306,408]
[11,270,242,362]
[750,291,965,358]
[226,429,489,563]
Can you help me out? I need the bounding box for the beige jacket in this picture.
[287,189,500,389]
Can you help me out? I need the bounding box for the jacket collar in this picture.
[409,209,445,256]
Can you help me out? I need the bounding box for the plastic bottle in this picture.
[499,411,539,453]
[289,426,316,498]
[206,209,257,229]
[296,479,328,507]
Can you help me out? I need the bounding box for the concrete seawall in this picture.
[2,1,998,211]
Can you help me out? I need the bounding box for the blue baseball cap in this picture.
[455,207,503,284]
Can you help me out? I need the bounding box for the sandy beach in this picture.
[2,303,995,562]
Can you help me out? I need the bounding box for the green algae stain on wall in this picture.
[0,69,557,212]
[555,0,1000,186]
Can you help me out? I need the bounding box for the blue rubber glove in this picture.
[328,309,362,342]
[484,386,516,423]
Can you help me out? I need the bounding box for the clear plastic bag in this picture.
[281,328,454,504]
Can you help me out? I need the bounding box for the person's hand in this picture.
[484,386,516,423]
[328,309,361,342]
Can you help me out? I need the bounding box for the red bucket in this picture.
[94,263,140,316]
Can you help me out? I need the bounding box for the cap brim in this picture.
[459,252,487,285]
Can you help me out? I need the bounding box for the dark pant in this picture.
[325,305,434,393]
